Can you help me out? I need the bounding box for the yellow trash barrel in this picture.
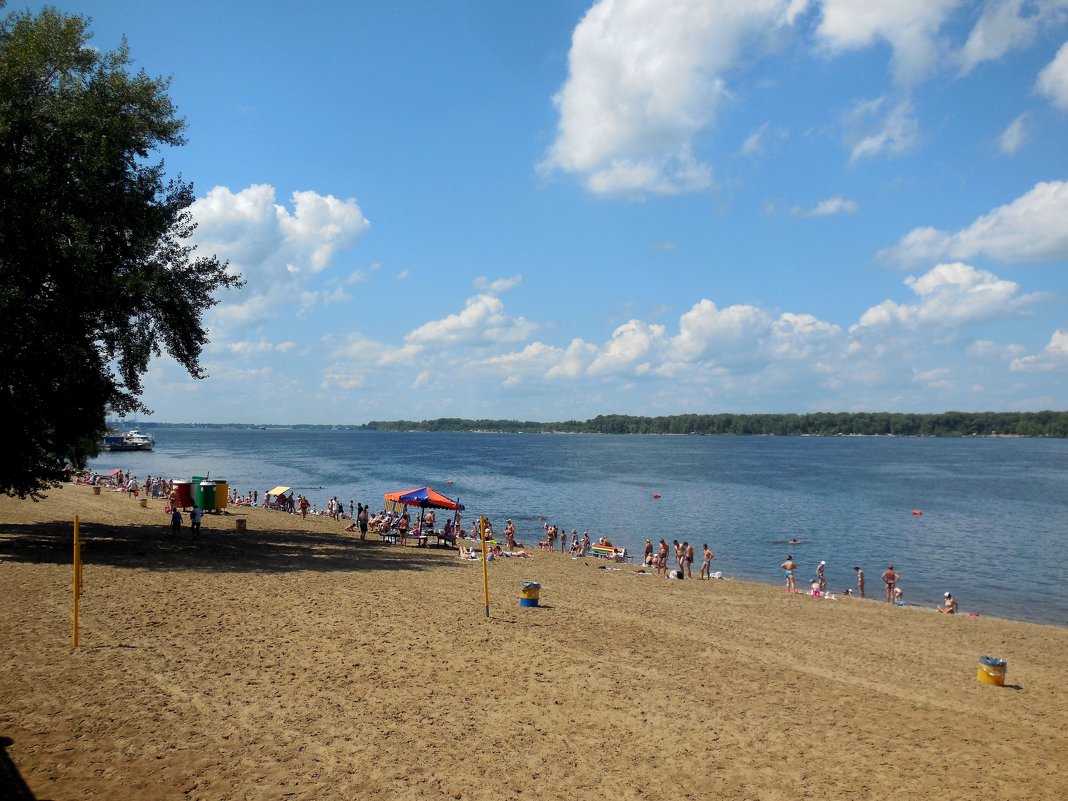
[977,655,1007,686]
[519,581,541,608]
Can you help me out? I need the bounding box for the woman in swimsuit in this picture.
[882,564,898,604]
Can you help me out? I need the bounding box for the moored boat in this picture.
[100,429,155,452]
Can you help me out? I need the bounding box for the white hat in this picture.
[820,560,826,566]
[944,592,951,597]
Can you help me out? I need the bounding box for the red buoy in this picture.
[652,493,662,499]
[912,509,922,516]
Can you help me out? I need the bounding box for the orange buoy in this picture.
[912,509,922,516]
[652,493,662,499]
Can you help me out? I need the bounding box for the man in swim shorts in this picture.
[781,555,797,593]
[816,560,826,592]
[700,544,715,579]
[854,566,864,598]
[683,542,694,578]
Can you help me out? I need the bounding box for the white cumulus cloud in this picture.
[588,319,666,375]
[998,112,1032,154]
[473,274,523,293]
[792,196,858,216]
[814,0,963,84]
[1036,39,1068,109]
[956,0,1059,74]
[191,184,371,334]
[879,180,1068,265]
[405,294,537,346]
[1010,329,1068,372]
[851,262,1044,333]
[845,97,919,162]
[541,0,788,196]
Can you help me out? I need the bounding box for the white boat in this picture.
[101,429,155,452]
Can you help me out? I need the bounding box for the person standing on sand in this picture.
[816,560,826,592]
[358,505,369,541]
[700,544,715,578]
[644,539,653,564]
[657,539,669,577]
[781,555,797,593]
[854,566,864,598]
[673,540,683,573]
[684,542,695,578]
[171,507,182,535]
[189,504,202,536]
[882,564,899,604]
[298,495,309,520]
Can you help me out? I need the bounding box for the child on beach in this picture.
[170,508,181,535]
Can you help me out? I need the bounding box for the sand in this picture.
[1,484,1066,801]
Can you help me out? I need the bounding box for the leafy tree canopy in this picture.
[0,4,242,498]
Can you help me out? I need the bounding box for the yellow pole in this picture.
[72,515,80,648]
[479,515,490,618]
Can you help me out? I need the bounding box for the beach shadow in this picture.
[0,520,469,577]
[0,737,38,801]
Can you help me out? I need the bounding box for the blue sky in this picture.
[35,0,1068,423]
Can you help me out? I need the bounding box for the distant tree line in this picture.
[355,412,1068,437]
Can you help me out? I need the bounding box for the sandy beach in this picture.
[1,485,1066,800]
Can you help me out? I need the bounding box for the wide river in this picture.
[89,429,1068,627]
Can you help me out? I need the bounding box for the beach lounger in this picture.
[590,545,630,562]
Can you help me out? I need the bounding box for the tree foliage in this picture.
[357,411,1068,437]
[0,5,242,498]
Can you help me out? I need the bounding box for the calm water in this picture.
[89,429,1068,626]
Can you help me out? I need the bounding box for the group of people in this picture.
[539,523,572,552]
[457,543,532,560]
[567,531,593,557]
[639,539,715,579]
[780,557,958,612]
[341,503,372,539]
[79,470,175,500]
[169,503,203,536]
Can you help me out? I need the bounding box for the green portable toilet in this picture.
[196,480,217,511]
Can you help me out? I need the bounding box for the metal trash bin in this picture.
[977,655,1007,686]
[519,581,541,608]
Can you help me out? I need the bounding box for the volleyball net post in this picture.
[72,515,82,648]
[479,515,490,618]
